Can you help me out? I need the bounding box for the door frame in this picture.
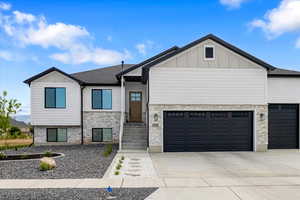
[129,91,143,122]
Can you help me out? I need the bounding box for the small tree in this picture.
[0,91,21,136]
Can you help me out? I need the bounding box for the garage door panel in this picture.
[268,104,299,149]
[164,111,253,152]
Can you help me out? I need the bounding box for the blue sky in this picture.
[0,0,300,115]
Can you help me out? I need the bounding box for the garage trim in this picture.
[160,108,257,152]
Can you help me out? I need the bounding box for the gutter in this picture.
[80,85,85,144]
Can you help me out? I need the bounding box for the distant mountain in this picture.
[13,115,30,124]
[10,118,29,128]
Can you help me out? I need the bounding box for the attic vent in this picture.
[204,45,215,60]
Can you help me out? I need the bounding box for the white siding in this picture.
[268,78,300,103]
[31,71,81,126]
[83,86,121,111]
[149,68,267,105]
[157,39,262,69]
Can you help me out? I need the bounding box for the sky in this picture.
[0,0,300,116]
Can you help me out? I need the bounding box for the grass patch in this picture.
[0,143,32,151]
[39,162,53,171]
[0,152,7,160]
[102,144,113,157]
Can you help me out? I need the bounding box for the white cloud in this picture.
[13,11,36,24]
[0,6,130,65]
[220,0,248,9]
[135,40,154,55]
[0,2,11,10]
[250,0,300,38]
[0,50,12,61]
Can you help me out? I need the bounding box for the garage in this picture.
[163,111,253,152]
[268,104,299,149]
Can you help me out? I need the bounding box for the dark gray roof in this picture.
[268,68,300,77]
[71,64,134,85]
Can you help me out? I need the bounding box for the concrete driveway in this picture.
[147,150,300,200]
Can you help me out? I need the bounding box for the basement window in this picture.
[92,128,112,142]
[204,45,215,60]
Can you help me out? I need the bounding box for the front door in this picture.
[129,91,142,122]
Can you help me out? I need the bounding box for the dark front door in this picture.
[129,92,142,122]
[163,111,253,152]
[268,104,299,149]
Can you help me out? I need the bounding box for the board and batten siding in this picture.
[83,86,121,111]
[30,71,81,126]
[268,78,300,103]
[149,68,267,105]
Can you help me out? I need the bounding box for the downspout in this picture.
[119,61,125,150]
[80,85,85,145]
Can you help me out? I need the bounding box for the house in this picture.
[24,34,300,152]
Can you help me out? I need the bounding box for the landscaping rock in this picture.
[40,157,56,168]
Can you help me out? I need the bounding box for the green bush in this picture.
[102,144,113,157]
[114,171,120,175]
[121,156,125,160]
[0,152,7,159]
[9,126,21,137]
[116,163,122,170]
[39,162,54,171]
[44,151,53,157]
[0,144,32,151]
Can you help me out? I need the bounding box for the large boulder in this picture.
[40,157,56,170]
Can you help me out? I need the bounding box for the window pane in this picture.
[205,47,214,58]
[92,90,102,109]
[102,90,112,109]
[57,128,67,142]
[47,128,57,142]
[56,88,66,108]
[102,128,112,142]
[92,128,102,142]
[45,88,56,108]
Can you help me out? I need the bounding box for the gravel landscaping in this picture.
[0,188,158,200]
[0,144,117,179]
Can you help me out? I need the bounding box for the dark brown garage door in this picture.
[163,111,253,152]
[268,104,299,149]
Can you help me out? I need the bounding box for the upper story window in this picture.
[92,89,112,109]
[45,87,66,108]
[204,45,215,60]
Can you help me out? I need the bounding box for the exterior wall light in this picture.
[154,113,159,122]
[260,113,265,121]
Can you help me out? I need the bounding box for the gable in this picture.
[33,71,78,83]
[155,39,263,69]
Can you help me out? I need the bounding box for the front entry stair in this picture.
[122,123,147,150]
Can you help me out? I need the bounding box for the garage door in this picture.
[268,104,299,149]
[163,111,253,152]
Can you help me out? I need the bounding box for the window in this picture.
[204,45,215,60]
[45,88,66,108]
[92,89,112,109]
[47,128,67,142]
[92,128,112,142]
[130,92,141,101]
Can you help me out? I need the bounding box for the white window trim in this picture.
[204,45,215,60]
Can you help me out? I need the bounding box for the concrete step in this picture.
[122,144,147,150]
[122,139,147,143]
[124,123,146,128]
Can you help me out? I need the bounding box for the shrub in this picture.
[0,152,7,159]
[103,144,113,157]
[121,156,125,160]
[114,171,120,175]
[119,160,123,164]
[44,151,53,157]
[9,126,21,137]
[40,162,52,171]
[116,164,122,170]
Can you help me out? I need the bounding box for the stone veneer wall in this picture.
[148,104,268,152]
[83,111,121,143]
[34,126,81,145]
